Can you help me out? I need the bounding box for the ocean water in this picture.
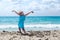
[0,16,60,31]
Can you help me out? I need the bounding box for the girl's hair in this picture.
[19,11,24,15]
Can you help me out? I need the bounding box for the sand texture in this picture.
[0,30,60,40]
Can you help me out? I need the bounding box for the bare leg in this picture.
[18,28,21,33]
[22,28,27,34]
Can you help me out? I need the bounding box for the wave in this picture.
[0,24,60,31]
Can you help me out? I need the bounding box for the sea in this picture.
[0,16,60,31]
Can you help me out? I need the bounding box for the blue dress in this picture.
[18,15,26,28]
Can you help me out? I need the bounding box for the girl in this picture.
[12,10,34,34]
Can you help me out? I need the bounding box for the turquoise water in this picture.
[0,16,60,31]
[0,16,60,25]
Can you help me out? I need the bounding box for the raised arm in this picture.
[12,10,20,15]
[25,11,34,16]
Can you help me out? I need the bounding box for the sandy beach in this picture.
[0,30,60,40]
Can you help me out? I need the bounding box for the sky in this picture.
[0,0,60,16]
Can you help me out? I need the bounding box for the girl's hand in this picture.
[31,11,34,13]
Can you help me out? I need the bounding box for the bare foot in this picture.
[17,31,21,33]
[21,33,28,35]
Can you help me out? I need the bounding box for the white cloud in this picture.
[22,0,29,2]
[0,0,60,16]
[0,2,2,6]
[28,1,38,8]
[7,0,12,2]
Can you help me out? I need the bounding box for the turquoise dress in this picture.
[18,15,26,28]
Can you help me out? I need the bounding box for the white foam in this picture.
[0,24,60,28]
[0,25,18,28]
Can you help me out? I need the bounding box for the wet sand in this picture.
[0,30,60,40]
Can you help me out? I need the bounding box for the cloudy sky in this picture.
[0,0,60,16]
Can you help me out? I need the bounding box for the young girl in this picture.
[12,10,34,34]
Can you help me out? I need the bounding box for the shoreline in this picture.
[0,24,60,31]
